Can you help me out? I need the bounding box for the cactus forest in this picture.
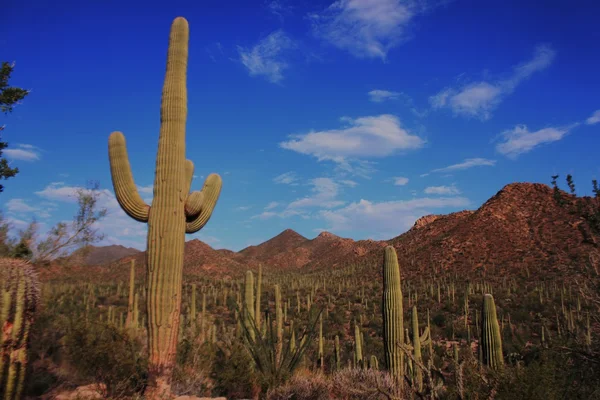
[2,9,600,400]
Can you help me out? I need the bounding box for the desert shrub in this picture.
[330,367,405,400]
[63,317,147,398]
[172,339,215,397]
[432,312,446,327]
[267,370,331,400]
[212,340,259,399]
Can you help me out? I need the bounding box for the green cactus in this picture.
[275,284,283,365]
[318,313,324,370]
[382,246,404,383]
[334,335,341,371]
[244,271,255,341]
[107,16,222,399]
[0,258,40,400]
[255,264,262,330]
[125,259,136,329]
[354,322,363,368]
[411,305,423,391]
[370,355,379,370]
[480,294,504,370]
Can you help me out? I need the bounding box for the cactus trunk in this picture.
[382,246,404,383]
[107,17,222,399]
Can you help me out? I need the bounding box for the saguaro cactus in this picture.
[382,246,404,383]
[0,258,40,400]
[107,17,222,399]
[480,294,504,370]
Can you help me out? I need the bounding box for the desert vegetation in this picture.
[2,15,600,400]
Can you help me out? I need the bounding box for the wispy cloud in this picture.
[495,124,575,159]
[280,114,424,173]
[320,196,470,238]
[424,184,460,195]
[393,176,409,186]
[238,30,295,83]
[586,110,600,125]
[252,177,352,220]
[273,171,299,185]
[266,0,293,20]
[430,44,556,120]
[235,205,252,211]
[264,201,280,210]
[429,158,497,173]
[308,0,431,60]
[3,143,42,161]
[368,89,402,102]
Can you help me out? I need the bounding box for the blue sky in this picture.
[1,0,599,252]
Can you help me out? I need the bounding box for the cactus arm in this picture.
[183,159,205,216]
[185,191,204,217]
[108,131,150,222]
[185,173,222,233]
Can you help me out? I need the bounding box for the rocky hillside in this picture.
[320,182,600,279]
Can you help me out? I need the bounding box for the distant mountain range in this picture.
[55,182,599,282]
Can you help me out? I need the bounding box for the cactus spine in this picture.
[107,17,222,399]
[382,246,404,383]
[480,294,504,370]
[0,258,40,400]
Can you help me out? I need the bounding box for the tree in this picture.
[0,61,30,193]
[33,180,107,263]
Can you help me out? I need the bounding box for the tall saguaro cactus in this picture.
[382,246,404,383]
[480,294,504,370]
[0,258,40,400]
[107,17,222,399]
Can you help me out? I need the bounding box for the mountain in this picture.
[68,244,141,266]
[238,229,309,261]
[47,182,600,282]
[110,239,248,280]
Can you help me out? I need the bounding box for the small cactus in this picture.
[0,258,40,400]
[480,294,504,370]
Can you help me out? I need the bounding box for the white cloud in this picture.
[424,185,460,195]
[309,0,429,60]
[430,44,556,119]
[393,176,409,186]
[368,89,401,102]
[238,30,295,83]
[586,110,600,125]
[430,158,496,173]
[340,179,358,187]
[3,143,41,161]
[279,114,424,166]
[235,205,252,211]
[273,171,299,185]
[288,177,345,209]
[6,198,38,213]
[320,196,470,238]
[495,124,574,159]
[136,185,153,194]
